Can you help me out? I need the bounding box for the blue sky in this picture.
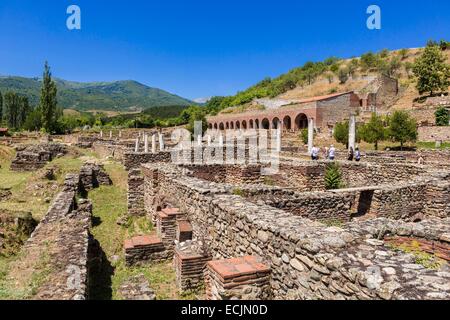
[0,0,449,100]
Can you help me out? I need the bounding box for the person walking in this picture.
[311,146,319,161]
[355,147,361,162]
[348,147,354,161]
[328,145,336,161]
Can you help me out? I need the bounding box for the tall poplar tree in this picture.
[39,61,58,132]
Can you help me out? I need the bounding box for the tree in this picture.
[379,49,390,59]
[330,63,340,74]
[338,67,349,84]
[399,48,409,60]
[378,56,402,77]
[334,120,361,148]
[388,110,418,150]
[324,56,340,66]
[348,59,359,78]
[439,40,449,51]
[361,52,380,71]
[404,62,414,78]
[186,111,208,137]
[23,108,43,131]
[334,121,349,148]
[413,43,450,96]
[3,92,19,128]
[325,72,334,84]
[17,96,31,128]
[360,113,386,150]
[435,107,449,126]
[39,61,58,132]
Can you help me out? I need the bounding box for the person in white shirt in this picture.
[311,146,319,160]
[328,145,336,161]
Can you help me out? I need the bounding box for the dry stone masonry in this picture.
[135,159,450,300]
[10,143,67,171]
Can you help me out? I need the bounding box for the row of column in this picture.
[134,133,165,153]
[202,128,282,152]
[99,130,122,139]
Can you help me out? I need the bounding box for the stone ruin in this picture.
[121,152,450,300]
[5,162,114,300]
[48,130,450,300]
[10,143,68,171]
[79,162,112,193]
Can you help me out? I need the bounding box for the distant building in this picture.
[207,92,361,132]
[207,75,398,132]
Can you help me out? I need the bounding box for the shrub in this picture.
[324,163,344,190]
[300,128,309,145]
[435,107,450,126]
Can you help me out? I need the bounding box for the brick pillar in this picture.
[174,243,212,293]
[204,256,271,300]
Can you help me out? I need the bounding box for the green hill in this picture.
[0,76,194,111]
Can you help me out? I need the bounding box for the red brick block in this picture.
[207,256,270,281]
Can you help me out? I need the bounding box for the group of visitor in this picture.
[310,145,361,162]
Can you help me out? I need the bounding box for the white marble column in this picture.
[144,134,149,153]
[276,127,282,152]
[159,134,165,151]
[349,114,356,151]
[308,118,314,154]
[152,134,157,154]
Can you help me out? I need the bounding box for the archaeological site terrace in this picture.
[2,127,447,301]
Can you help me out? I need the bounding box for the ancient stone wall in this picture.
[142,165,450,299]
[418,126,450,142]
[19,174,91,300]
[141,164,449,300]
[128,169,145,216]
[79,162,112,193]
[92,141,127,161]
[364,150,450,169]
[10,143,68,171]
[270,161,429,191]
[182,164,262,184]
[316,93,360,127]
[240,186,357,223]
[124,151,171,170]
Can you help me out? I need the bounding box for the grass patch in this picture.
[319,218,344,228]
[0,242,52,300]
[89,162,200,300]
[417,141,450,150]
[112,260,180,300]
[389,240,446,270]
[263,176,276,186]
[232,188,245,197]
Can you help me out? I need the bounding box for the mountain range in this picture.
[0,76,194,112]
